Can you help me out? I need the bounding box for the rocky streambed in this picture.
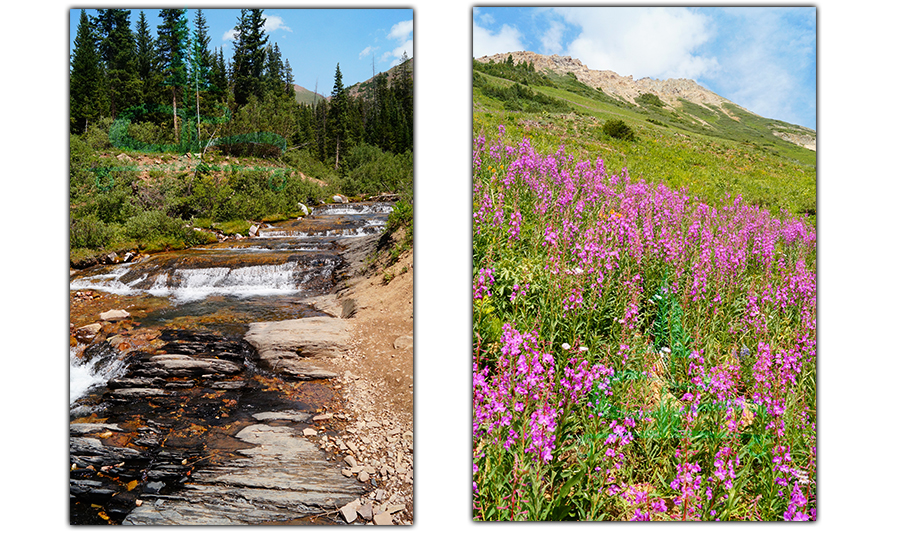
[69,202,412,525]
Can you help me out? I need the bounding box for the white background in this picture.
[2,0,897,534]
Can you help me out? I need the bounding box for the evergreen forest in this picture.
[69,8,413,264]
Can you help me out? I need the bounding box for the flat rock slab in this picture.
[100,309,130,321]
[243,318,348,379]
[124,421,365,525]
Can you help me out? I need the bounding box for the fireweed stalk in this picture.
[472,126,816,521]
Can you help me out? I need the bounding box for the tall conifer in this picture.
[70,9,104,133]
[232,9,268,105]
[157,9,190,143]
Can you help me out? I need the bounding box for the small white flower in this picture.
[661,347,671,354]
[562,343,571,350]
[579,346,588,352]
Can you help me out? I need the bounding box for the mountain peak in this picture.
[475,51,734,112]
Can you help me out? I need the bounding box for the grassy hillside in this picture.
[473,60,816,226]
[293,84,326,106]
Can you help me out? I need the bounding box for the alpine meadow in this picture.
[472,46,816,522]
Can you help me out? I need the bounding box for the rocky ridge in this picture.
[475,51,817,150]
[477,51,735,110]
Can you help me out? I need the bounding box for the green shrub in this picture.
[637,93,665,108]
[70,214,117,250]
[386,199,413,233]
[281,148,339,184]
[341,149,413,197]
[82,117,114,150]
[124,210,212,249]
[603,119,636,141]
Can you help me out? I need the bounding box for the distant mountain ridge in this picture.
[292,57,413,106]
[345,57,413,100]
[292,84,325,106]
[476,51,815,151]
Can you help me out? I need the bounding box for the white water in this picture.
[70,264,143,295]
[71,260,335,303]
[257,224,384,239]
[69,345,127,408]
[314,203,394,215]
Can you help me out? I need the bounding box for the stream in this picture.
[69,201,392,524]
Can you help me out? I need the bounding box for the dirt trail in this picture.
[318,231,415,523]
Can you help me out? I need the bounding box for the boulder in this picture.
[393,335,413,350]
[74,323,103,342]
[243,318,349,379]
[100,309,130,322]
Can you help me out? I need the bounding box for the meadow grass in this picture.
[472,125,816,521]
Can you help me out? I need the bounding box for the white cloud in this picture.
[263,14,292,34]
[222,28,239,42]
[379,19,413,67]
[553,7,718,80]
[388,20,413,42]
[474,8,495,26]
[705,8,816,127]
[540,20,566,55]
[359,46,377,60]
[472,22,525,58]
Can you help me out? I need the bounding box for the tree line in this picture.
[70,8,413,168]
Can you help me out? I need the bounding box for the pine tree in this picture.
[394,52,414,153]
[209,47,229,103]
[232,9,268,106]
[189,9,214,141]
[135,11,164,109]
[94,9,140,119]
[157,8,190,144]
[283,58,295,98]
[70,9,104,133]
[329,63,348,170]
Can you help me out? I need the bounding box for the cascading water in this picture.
[70,344,128,412]
[69,201,393,523]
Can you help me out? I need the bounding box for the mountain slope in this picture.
[472,51,816,224]
[293,84,326,106]
[345,57,413,100]
[476,51,815,152]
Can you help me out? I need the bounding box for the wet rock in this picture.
[70,423,123,435]
[108,377,163,388]
[252,410,310,422]
[144,481,166,494]
[109,388,171,399]
[123,423,366,525]
[209,380,246,390]
[135,354,243,377]
[74,323,103,343]
[100,309,130,322]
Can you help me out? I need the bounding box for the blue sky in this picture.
[69,8,413,94]
[473,7,816,130]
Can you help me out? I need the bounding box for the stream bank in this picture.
[69,201,413,525]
